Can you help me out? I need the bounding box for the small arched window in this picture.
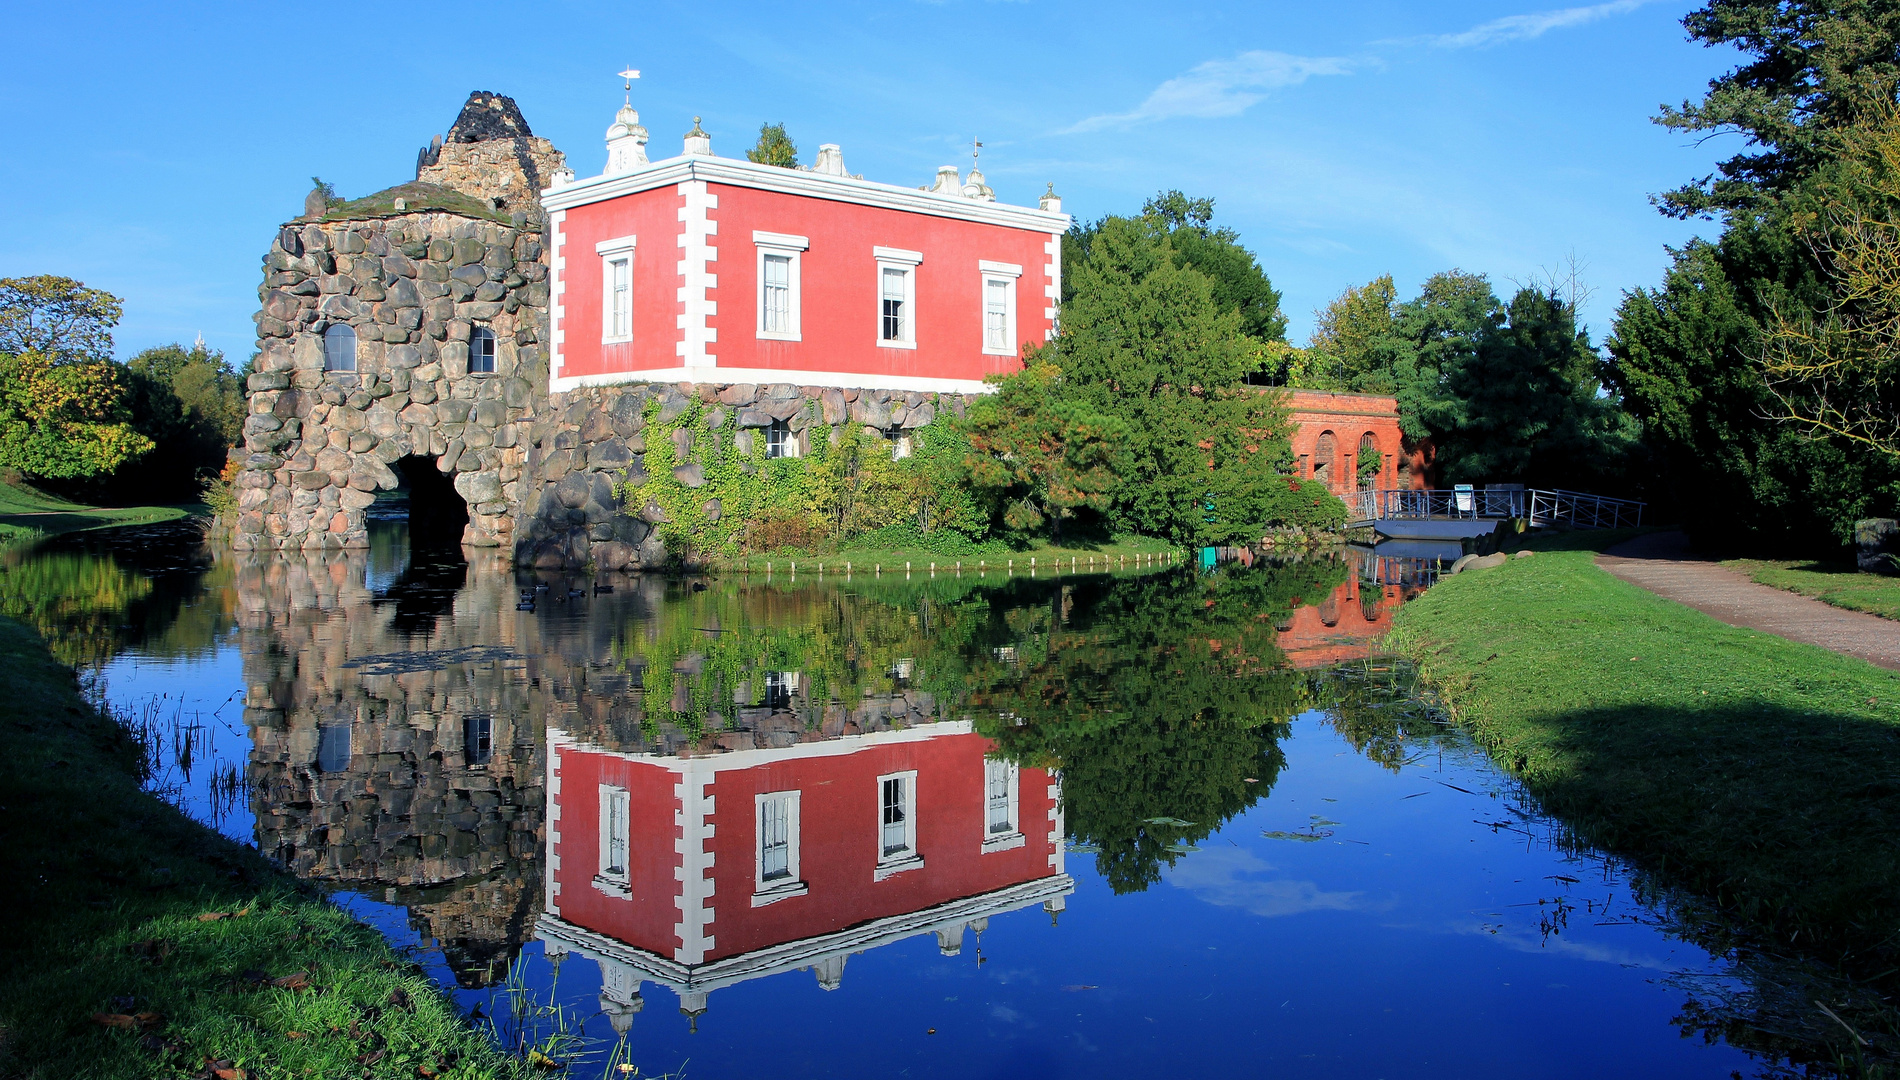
[469,326,496,375]
[323,324,357,372]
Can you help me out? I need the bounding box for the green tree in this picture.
[92,341,246,501]
[746,123,799,169]
[1657,0,1900,220]
[963,363,1126,541]
[1044,214,1302,544]
[0,275,122,363]
[1426,288,1634,487]
[0,349,153,479]
[1142,190,1288,342]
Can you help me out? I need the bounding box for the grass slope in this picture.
[0,615,531,1080]
[1389,547,1900,971]
[1726,557,1900,621]
[0,479,197,546]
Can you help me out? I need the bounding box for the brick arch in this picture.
[1312,430,1338,489]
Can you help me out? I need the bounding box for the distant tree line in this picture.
[0,275,246,505]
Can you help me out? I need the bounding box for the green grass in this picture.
[1725,557,1900,621]
[0,615,535,1080]
[1389,546,1900,977]
[0,478,199,547]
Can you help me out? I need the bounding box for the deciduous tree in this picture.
[745,123,799,169]
[963,363,1125,542]
[0,275,122,363]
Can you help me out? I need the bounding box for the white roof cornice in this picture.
[543,154,1071,234]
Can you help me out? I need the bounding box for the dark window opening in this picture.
[317,724,351,773]
[463,713,493,767]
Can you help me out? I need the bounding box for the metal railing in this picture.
[1344,487,1644,530]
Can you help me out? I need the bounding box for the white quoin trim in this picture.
[548,211,569,383]
[676,181,719,368]
[1043,234,1062,339]
[546,731,571,916]
[673,765,717,965]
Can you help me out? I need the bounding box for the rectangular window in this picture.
[986,758,1017,836]
[881,268,908,343]
[763,255,792,333]
[766,418,800,459]
[754,790,806,905]
[874,769,922,882]
[463,713,492,767]
[873,247,922,349]
[599,785,630,881]
[754,231,808,341]
[469,328,496,375]
[763,670,799,709]
[979,261,1022,357]
[596,235,637,345]
[316,724,351,774]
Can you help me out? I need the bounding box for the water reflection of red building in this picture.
[536,720,1072,1028]
[1276,576,1402,669]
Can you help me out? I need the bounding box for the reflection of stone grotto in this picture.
[239,548,555,985]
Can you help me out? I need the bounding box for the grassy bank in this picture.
[1388,543,1900,974]
[0,478,199,546]
[0,615,532,1080]
[1724,557,1900,621]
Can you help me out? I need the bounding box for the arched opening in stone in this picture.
[1357,432,1381,489]
[395,455,470,550]
[1312,431,1337,489]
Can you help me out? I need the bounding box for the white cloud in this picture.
[1415,0,1650,49]
[1164,848,1375,917]
[1064,51,1353,133]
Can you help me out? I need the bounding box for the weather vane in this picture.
[618,66,640,105]
[972,137,983,168]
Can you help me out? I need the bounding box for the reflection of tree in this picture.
[1316,661,1459,772]
[972,562,1344,893]
[0,521,232,668]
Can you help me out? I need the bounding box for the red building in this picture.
[536,718,1071,1026]
[1283,390,1412,494]
[540,102,1069,396]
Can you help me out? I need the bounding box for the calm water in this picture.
[2,522,1780,1077]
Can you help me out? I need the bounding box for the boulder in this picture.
[555,471,592,509]
[1858,518,1900,575]
[587,438,633,471]
[674,463,707,488]
[454,471,504,504]
[640,499,671,524]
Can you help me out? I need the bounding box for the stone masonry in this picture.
[238,92,965,570]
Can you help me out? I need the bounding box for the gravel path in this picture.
[1596,531,1900,671]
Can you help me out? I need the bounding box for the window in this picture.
[598,785,630,893]
[886,429,912,461]
[754,231,808,341]
[469,327,496,375]
[881,268,908,343]
[316,723,351,773]
[754,790,806,905]
[463,713,492,767]
[874,770,922,879]
[596,235,637,344]
[763,670,799,710]
[323,324,356,372]
[978,261,1022,357]
[982,758,1024,853]
[766,418,799,459]
[873,247,922,348]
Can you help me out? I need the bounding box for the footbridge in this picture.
[1344,487,1645,539]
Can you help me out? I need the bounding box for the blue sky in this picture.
[1,0,1739,362]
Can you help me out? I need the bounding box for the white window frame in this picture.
[873,769,923,881]
[596,235,637,345]
[766,417,801,460]
[753,790,807,906]
[981,757,1024,853]
[754,231,808,341]
[979,261,1022,357]
[874,247,922,350]
[595,784,632,899]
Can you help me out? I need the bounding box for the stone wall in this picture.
[415,90,567,214]
[237,211,550,552]
[513,381,974,571]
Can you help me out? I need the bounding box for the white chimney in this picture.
[931,166,960,194]
[683,116,713,156]
[1039,183,1062,213]
[813,143,846,176]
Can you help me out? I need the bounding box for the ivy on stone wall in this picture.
[616,395,988,562]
